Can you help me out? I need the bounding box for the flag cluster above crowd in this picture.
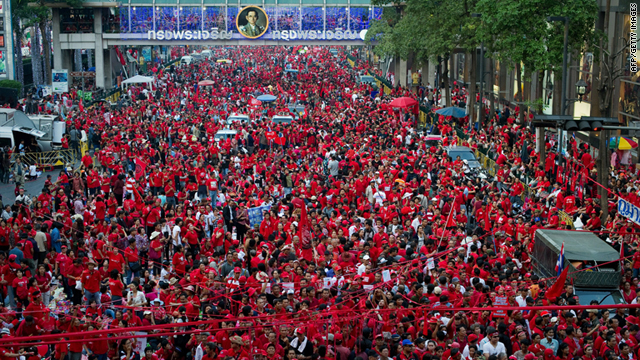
[0,46,639,360]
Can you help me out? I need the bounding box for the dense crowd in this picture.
[0,46,637,360]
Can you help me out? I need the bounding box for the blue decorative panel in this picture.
[349,7,369,31]
[180,7,202,31]
[131,6,154,33]
[276,7,300,31]
[325,7,347,31]
[302,7,323,31]
[155,6,178,32]
[204,6,225,30]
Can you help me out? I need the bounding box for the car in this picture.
[214,129,237,142]
[180,56,194,65]
[445,146,481,169]
[225,114,250,125]
[424,135,443,148]
[287,101,305,114]
[271,115,293,125]
[357,75,376,85]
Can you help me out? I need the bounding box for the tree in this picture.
[10,0,39,86]
[30,0,83,84]
[589,0,630,225]
[366,0,481,108]
[475,0,599,121]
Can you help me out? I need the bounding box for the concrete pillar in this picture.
[62,50,73,73]
[428,60,436,88]
[52,8,63,71]
[399,58,408,88]
[393,56,400,86]
[422,62,429,87]
[104,49,114,89]
[94,8,105,88]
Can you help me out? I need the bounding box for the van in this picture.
[0,126,46,152]
[214,129,237,142]
[181,56,194,65]
[532,229,624,305]
[27,114,65,150]
[0,109,47,151]
[225,114,250,125]
[271,115,294,125]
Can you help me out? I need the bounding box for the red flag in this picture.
[79,99,84,112]
[484,203,492,232]
[446,207,456,228]
[134,158,147,180]
[291,198,312,249]
[545,266,569,300]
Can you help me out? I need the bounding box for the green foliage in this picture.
[368,0,599,77]
[523,98,548,114]
[0,80,24,96]
[366,0,478,62]
[476,0,599,74]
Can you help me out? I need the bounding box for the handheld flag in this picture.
[546,266,569,300]
[555,242,565,276]
[134,158,147,180]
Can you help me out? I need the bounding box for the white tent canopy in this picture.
[121,75,155,89]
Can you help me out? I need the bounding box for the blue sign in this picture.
[618,198,640,226]
[248,205,272,228]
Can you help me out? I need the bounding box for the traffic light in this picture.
[532,115,573,129]
[577,117,605,131]
[533,115,617,132]
[627,121,640,137]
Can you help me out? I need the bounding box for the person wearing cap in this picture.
[81,259,102,305]
[400,339,416,359]
[228,335,249,359]
[462,334,479,358]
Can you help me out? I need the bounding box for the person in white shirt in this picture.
[372,189,386,206]
[515,288,529,307]
[172,218,183,247]
[357,255,370,275]
[482,332,506,356]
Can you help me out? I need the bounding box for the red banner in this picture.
[135,158,147,180]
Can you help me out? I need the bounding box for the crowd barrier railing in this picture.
[12,149,77,170]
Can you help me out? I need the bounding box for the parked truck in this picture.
[531,229,623,305]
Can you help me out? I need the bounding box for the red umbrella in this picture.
[249,98,262,106]
[198,80,215,86]
[389,97,418,108]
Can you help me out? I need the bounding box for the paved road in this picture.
[0,162,79,206]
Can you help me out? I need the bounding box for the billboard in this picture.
[236,6,268,39]
[52,69,69,93]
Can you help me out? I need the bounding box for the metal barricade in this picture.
[13,149,77,169]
